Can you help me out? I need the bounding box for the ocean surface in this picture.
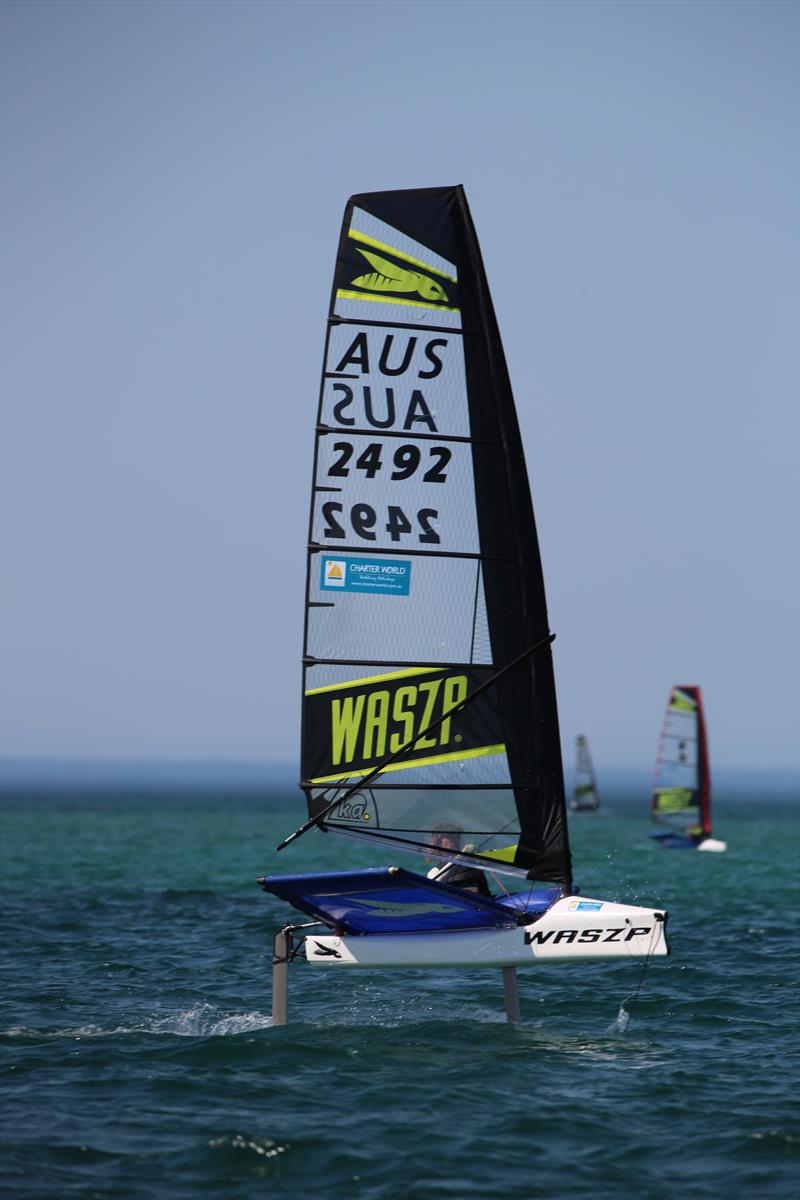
[1,774,798,1200]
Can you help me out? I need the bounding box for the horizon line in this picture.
[1,756,798,775]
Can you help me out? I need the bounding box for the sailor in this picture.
[426,825,493,897]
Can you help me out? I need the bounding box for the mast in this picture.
[694,687,712,837]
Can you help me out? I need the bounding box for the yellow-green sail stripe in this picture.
[478,843,518,864]
[310,742,506,784]
[336,288,461,314]
[305,666,445,697]
[348,228,457,283]
[653,787,696,811]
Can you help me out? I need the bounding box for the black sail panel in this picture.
[453,189,569,881]
[301,186,572,888]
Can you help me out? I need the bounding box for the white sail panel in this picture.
[306,750,514,788]
[333,294,463,329]
[470,566,492,664]
[656,708,700,792]
[311,433,479,555]
[307,552,489,665]
[322,324,471,439]
[321,785,521,859]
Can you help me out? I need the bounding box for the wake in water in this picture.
[152,1002,273,1037]
[3,1002,273,1040]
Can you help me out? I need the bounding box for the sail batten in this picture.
[300,186,571,887]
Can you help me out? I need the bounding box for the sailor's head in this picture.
[432,824,461,853]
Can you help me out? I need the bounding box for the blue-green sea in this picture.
[1,773,799,1199]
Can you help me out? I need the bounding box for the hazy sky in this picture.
[1,0,798,771]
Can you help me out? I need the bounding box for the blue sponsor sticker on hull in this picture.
[320,556,411,596]
[568,900,604,911]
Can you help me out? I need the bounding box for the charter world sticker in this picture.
[320,556,411,596]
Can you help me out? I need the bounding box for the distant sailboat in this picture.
[650,686,726,852]
[570,735,600,812]
[258,186,669,1023]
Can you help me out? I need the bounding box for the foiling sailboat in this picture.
[260,186,669,1023]
[570,735,600,811]
[650,685,726,852]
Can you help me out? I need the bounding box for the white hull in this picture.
[303,895,669,968]
[697,838,727,852]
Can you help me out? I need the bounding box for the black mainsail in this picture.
[300,186,571,888]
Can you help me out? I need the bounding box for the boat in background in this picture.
[570,734,600,811]
[259,186,669,1022]
[650,685,726,851]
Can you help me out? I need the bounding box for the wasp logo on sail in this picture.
[337,229,459,314]
[304,667,505,783]
[668,688,697,713]
[351,248,449,303]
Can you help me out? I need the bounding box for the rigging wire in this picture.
[608,917,664,1034]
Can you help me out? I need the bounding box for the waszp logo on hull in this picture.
[525,927,653,945]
